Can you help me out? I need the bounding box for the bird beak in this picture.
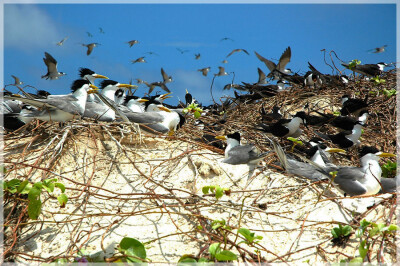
[215,135,227,140]
[138,98,149,103]
[118,84,138,88]
[168,129,175,136]
[94,74,109,79]
[158,106,171,112]
[89,84,98,89]
[160,92,173,100]
[185,89,189,94]
[87,88,99,94]
[377,152,396,158]
[325,148,346,153]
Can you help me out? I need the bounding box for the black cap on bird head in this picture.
[100,79,118,89]
[227,132,241,142]
[79,68,95,78]
[71,79,91,92]
[359,146,379,157]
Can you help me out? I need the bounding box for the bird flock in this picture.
[3,40,396,200]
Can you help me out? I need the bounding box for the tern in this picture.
[131,57,146,64]
[215,66,228,77]
[367,45,387,54]
[4,79,97,122]
[56,36,68,46]
[215,132,270,165]
[315,121,364,149]
[79,68,109,85]
[333,146,395,196]
[41,52,66,80]
[82,43,100,56]
[177,48,189,54]
[255,46,291,80]
[127,40,139,47]
[340,95,368,116]
[341,62,387,77]
[161,68,173,83]
[144,81,170,94]
[195,53,201,60]
[257,68,267,84]
[198,67,211,77]
[257,111,307,138]
[11,75,23,86]
[226,48,249,58]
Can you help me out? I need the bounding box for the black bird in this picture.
[309,110,369,130]
[198,67,211,77]
[367,45,387,54]
[340,95,368,116]
[260,104,282,122]
[161,68,173,83]
[177,48,189,54]
[226,48,249,57]
[314,121,363,149]
[194,53,201,60]
[220,37,234,42]
[127,40,139,47]
[11,75,23,85]
[255,47,291,80]
[81,43,100,56]
[257,111,307,138]
[341,62,387,77]
[144,81,170,94]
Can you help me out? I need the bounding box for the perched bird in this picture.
[314,121,364,149]
[41,52,66,80]
[198,67,211,77]
[215,132,269,165]
[195,53,201,60]
[309,110,369,131]
[131,57,146,64]
[333,146,395,196]
[123,95,148,113]
[367,45,387,54]
[340,95,368,116]
[82,43,100,56]
[4,79,97,122]
[98,80,136,101]
[11,75,23,85]
[215,66,228,77]
[272,139,343,182]
[161,68,173,83]
[78,68,109,85]
[260,104,283,122]
[341,62,387,77]
[255,47,291,80]
[304,70,322,88]
[257,111,308,138]
[127,40,139,47]
[226,48,249,58]
[3,105,35,131]
[56,36,68,46]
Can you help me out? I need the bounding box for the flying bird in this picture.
[99,27,105,34]
[215,66,228,77]
[220,37,234,42]
[195,53,201,60]
[41,52,66,80]
[161,68,173,83]
[145,51,158,56]
[86,31,93,37]
[127,40,139,47]
[257,68,267,84]
[255,46,292,80]
[82,43,100,56]
[226,48,249,58]
[198,67,211,77]
[177,48,189,54]
[131,57,146,64]
[56,36,68,46]
[367,45,387,54]
[11,75,23,85]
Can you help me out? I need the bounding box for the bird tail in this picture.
[314,131,330,141]
[270,139,289,170]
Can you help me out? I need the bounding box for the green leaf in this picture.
[198,257,209,263]
[0,165,7,174]
[386,224,398,232]
[178,254,197,263]
[57,193,68,207]
[342,225,352,236]
[215,186,224,199]
[211,219,225,230]
[194,111,201,119]
[368,227,380,237]
[119,237,146,259]
[55,182,66,193]
[33,182,43,190]
[28,198,42,220]
[44,182,55,193]
[17,180,29,194]
[5,179,22,193]
[350,257,364,263]
[208,243,221,258]
[28,186,42,201]
[360,219,371,229]
[331,228,340,238]
[215,250,238,262]
[359,240,369,259]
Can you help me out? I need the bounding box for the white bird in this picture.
[41,52,66,80]
[4,79,97,122]
[56,36,68,46]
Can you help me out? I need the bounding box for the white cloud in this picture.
[5,5,60,50]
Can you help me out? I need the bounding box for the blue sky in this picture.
[3,3,397,106]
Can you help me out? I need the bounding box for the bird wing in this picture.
[277,46,291,71]
[11,75,20,84]
[159,83,171,93]
[257,68,267,83]
[334,167,368,196]
[87,44,94,55]
[380,178,397,193]
[254,51,276,72]
[44,52,58,73]
[161,68,169,81]
[223,145,258,165]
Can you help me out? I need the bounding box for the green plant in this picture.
[331,224,352,239]
[238,228,263,245]
[348,59,361,70]
[117,237,148,263]
[182,103,203,119]
[208,243,238,262]
[178,254,209,263]
[371,76,386,85]
[382,88,397,97]
[287,137,303,152]
[381,161,396,178]
[3,178,68,219]
[202,185,230,200]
